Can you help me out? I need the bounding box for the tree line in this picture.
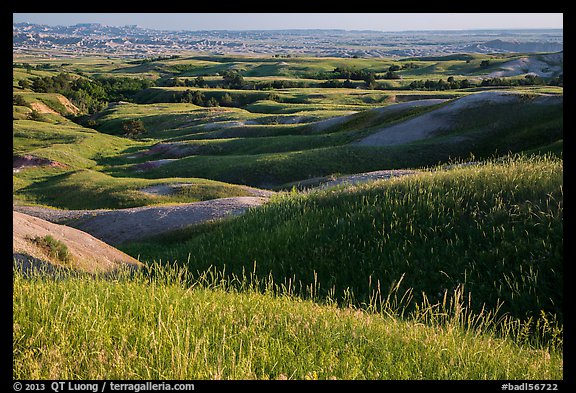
[408,74,562,90]
[18,73,155,114]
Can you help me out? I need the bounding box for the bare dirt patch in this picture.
[29,102,59,114]
[55,95,80,115]
[313,169,419,190]
[283,169,419,191]
[13,211,142,274]
[15,197,270,245]
[353,92,526,147]
[13,154,67,173]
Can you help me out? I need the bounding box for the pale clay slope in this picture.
[14,197,269,246]
[310,98,446,133]
[13,211,142,273]
[488,53,563,78]
[354,91,562,147]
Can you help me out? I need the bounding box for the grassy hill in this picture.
[13,108,260,209]
[122,154,563,324]
[13,52,563,381]
[107,92,561,188]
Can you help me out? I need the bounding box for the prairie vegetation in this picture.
[13,49,563,380]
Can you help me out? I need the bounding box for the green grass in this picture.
[13,53,563,381]
[141,134,355,158]
[13,116,255,209]
[116,93,561,188]
[521,139,563,156]
[12,92,77,116]
[14,169,254,210]
[13,118,140,168]
[13,264,562,380]
[13,68,60,87]
[121,155,563,325]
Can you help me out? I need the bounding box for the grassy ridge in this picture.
[122,155,563,323]
[13,266,562,380]
[14,169,254,210]
[13,118,139,169]
[113,94,561,188]
[13,105,262,209]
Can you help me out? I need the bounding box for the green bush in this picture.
[13,94,27,106]
[31,235,71,264]
[122,118,146,138]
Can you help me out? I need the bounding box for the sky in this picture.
[12,13,563,32]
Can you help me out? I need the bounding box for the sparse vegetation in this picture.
[30,235,71,264]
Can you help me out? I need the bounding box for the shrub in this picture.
[31,235,71,264]
[122,119,146,138]
[13,95,27,106]
[28,110,47,122]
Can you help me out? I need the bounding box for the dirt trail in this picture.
[15,197,269,245]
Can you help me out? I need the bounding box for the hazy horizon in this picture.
[13,13,563,32]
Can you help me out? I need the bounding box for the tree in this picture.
[364,72,377,88]
[343,79,355,88]
[29,110,45,122]
[220,93,233,106]
[206,97,219,107]
[267,92,281,102]
[191,91,205,106]
[383,70,400,80]
[122,119,146,138]
[18,79,31,90]
[170,77,185,87]
[222,70,245,89]
[480,60,491,69]
[13,94,27,106]
[194,76,207,88]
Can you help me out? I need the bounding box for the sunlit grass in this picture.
[123,154,563,325]
[13,263,562,380]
